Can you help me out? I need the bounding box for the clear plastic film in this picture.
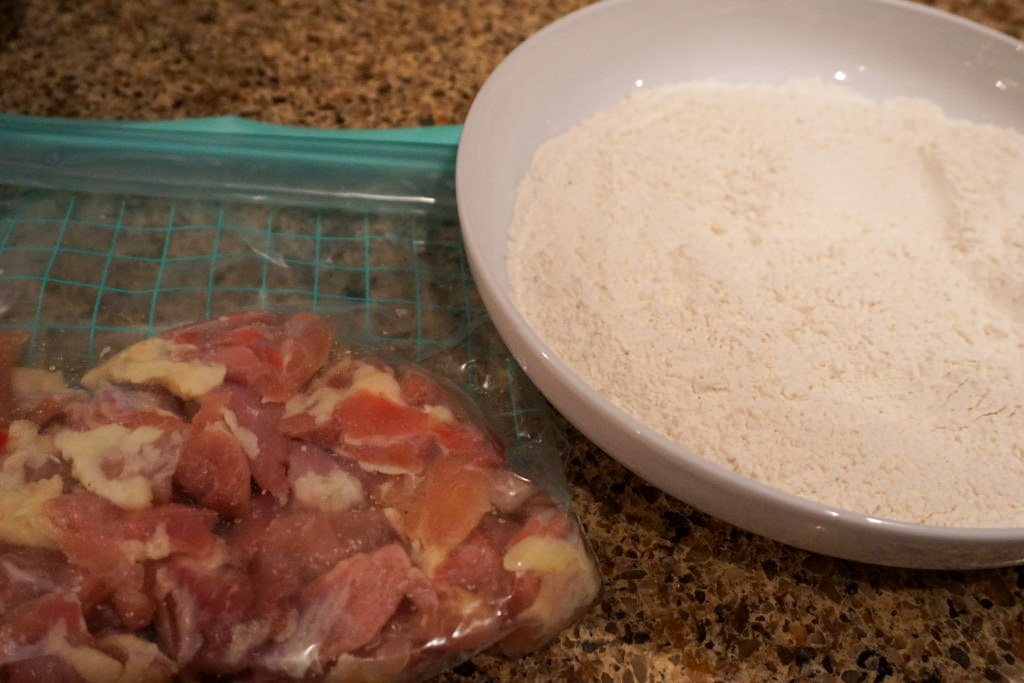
[0,119,600,682]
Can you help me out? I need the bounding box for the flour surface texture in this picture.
[506,80,1024,528]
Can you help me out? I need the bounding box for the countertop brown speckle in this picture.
[2,1,1024,681]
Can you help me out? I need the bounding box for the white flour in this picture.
[507,80,1024,528]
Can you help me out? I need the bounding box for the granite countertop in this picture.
[2,1,1024,681]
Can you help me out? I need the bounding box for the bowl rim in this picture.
[456,0,1024,548]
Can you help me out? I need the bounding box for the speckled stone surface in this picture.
[2,1,1024,681]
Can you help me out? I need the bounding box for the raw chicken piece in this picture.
[46,492,218,630]
[230,498,398,642]
[176,420,252,517]
[391,453,496,576]
[280,358,437,475]
[154,554,260,675]
[259,543,414,678]
[498,509,602,655]
[82,311,331,403]
[0,545,105,614]
[0,593,100,683]
[0,593,175,682]
[192,383,291,500]
[163,311,332,402]
[175,382,299,517]
[280,357,501,476]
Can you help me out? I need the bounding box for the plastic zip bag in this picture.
[0,120,600,682]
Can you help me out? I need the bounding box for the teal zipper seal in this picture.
[0,113,463,145]
[0,114,464,214]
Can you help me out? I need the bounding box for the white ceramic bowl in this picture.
[456,0,1024,569]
